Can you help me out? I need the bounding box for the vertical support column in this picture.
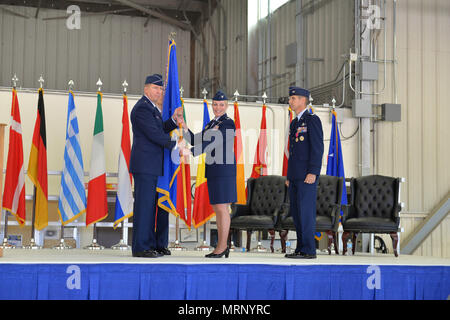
[296,0,304,87]
[359,0,372,177]
[353,0,374,254]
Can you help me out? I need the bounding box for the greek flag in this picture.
[57,91,87,225]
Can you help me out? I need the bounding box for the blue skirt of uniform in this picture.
[207,176,237,205]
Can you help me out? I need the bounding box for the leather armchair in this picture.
[342,175,402,257]
[230,175,288,252]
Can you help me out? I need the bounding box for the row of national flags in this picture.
[1,87,133,230]
[2,39,346,233]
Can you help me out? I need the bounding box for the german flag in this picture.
[27,88,48,231]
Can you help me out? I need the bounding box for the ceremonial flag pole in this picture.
[84,78,108,250]
[169,86,188,251]
[111,80,133,251]
[279,104,293,252]
[249,92,268,179]
[1,74,24,250]
[227,90,248,252]
[326,98,348,253]
[282,106,293,177]
[249,92,269,252]
[194,88,214,252]
[234,90,247,206]
[0,122,5,255]
[24,75,48,250]
[54,80,85,250]
[157,34,190,250]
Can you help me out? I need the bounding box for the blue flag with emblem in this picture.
[326,110,348,221]
[156,39,186,225]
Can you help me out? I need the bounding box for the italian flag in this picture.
[86,92,108,226]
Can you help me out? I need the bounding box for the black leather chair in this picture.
[229,175,288,253]
[342,175,402,257]
[277,175,344,255]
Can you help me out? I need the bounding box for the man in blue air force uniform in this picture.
[129,74,184,258]
[285,87,324,259]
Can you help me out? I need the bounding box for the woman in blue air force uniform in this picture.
[181,91,236,258]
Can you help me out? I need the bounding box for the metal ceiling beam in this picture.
[34,0,41,18]
[41,8,137,21]
[114,0,191,30]
[68,0,205,13]
[0,5,31,18]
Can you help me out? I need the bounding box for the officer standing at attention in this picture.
[285,87,324,259]
[129,74,184,258]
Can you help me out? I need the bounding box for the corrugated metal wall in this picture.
[195,0,355,102]
[0,5,191,95]
[193,0,247,98]
[302,0,354,103]
[267,0,296,99]
[374,0,450,257]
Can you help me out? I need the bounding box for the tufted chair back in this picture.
[247,176,287,216]
[349,175,400,221]
[316,176,343,218]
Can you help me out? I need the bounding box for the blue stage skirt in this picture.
[207,176,237,204]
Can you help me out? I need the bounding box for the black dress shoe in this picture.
[132,250,162,258]
[297,253,317,259]
[205,248,230,258]
[156,248,171,256]
[285,252,303,258]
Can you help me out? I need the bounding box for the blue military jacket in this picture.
[287,110,324,180]
[184,113,236,178]
[129,95,177,176]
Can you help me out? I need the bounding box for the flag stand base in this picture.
[250,241,268,253]
[169,240,187,251]
[0,238,15,250]
[229,241,237,252]
[23,238,42,250]
[53,238,73,250]
[84,239,104,250]
[195,240,212,251]
[111,239,131,251]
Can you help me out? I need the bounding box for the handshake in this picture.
[177,139,191,157]
[173,107,191,157]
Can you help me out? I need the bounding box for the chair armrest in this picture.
[330,204,341,227]
[278,203,290,221]
[341,204,351,224]
[392,203,402,225]
[230,204,251,218]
